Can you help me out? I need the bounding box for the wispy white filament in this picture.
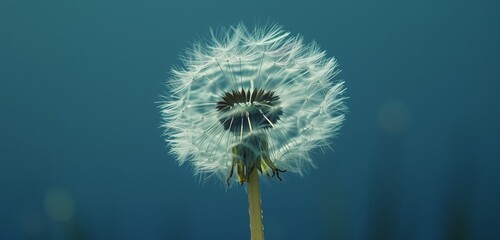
[160,23,347,185]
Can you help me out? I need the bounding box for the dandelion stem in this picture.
[248,169,264,240]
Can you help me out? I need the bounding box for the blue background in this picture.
[1,0,499,239]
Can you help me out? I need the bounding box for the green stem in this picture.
[248,169,264,240]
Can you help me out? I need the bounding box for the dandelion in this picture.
[160,23,346,240]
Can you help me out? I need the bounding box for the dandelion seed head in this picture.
[160,23,347,186]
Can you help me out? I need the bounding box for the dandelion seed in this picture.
[160,23,346,184]
[159,23,347,239]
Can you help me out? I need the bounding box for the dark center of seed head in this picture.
[216,88,283,132]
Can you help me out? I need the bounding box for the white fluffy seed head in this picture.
[160,23,347,186]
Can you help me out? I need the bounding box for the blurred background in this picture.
[1,0,499,239]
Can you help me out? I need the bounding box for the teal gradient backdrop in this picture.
[1,0,499,239]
